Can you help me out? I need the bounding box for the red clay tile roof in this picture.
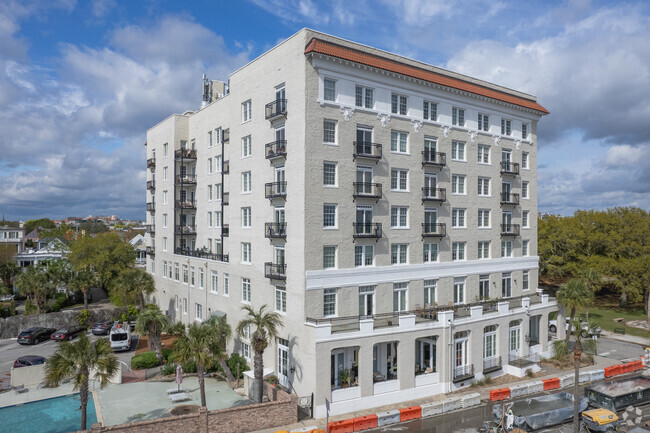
[305,38,549,115]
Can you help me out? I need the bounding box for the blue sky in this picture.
[1,0,649,220]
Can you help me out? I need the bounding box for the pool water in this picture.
[0,393,98,433]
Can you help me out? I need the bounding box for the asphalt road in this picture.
[595,336,647,361]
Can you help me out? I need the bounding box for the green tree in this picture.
[79,220,108,234]
[68,267,98,309]
[111,267,155,308]
[15,266,54,314]
[135,305,169,363]
[23,218,55,234]
[0,262,20,290]
[202,314,236,384]
[557,278,594,342]
[173,323,217,407]
[236,305,284,404]
[44,334,118,431]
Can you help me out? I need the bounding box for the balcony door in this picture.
[424,173,437,191]
[454,331,469,371]
[359,286,374,317]
[331,351,346,387]
[275,245,285,267]
[502,210,512,227]
[275,125,285,142]
[509,321,521,358]
[277,338,289,388]
[502,180,511,198]
[356,126,373,154]
[356,206,373,234]
[501,149,511,170]
[425,209,437,232]
[276,87,286,111]
[275,207,285,224]
[356,166,373,195]
[275,166,286,194]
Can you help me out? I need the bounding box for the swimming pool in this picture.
[0,393,98,433]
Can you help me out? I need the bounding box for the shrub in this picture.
[181,360,197,374]
[49,293,67,313]
[525,368,534,377]
[167,322,185,336]
[0,301,16,318]
[24,299,37,315]
[131,351,160,369]
[226,353,249,379]
[162,362,177,376]
[162,348,173,362]
[77,309,91,327]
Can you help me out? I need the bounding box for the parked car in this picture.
[50,326,86,341]
[13,355,47,368]
[91,320,114,336]
[0,294,14,302]
[17,327,56,345]
[548,318,601,337]
[109,323,131,352]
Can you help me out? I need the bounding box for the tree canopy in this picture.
[24,218,55,234]
[68,232,135,290]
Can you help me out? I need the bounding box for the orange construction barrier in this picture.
[399,406,422,422]
[353,414,378,431]
[620,363,634,374]
[489,388,510,401]
[627,360,643,372]
[543,378,560,391]
[329,419,354,433]
[604,365,621,377]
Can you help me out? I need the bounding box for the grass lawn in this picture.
[578,304,650,339]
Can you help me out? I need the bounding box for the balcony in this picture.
[175,247,228,263]
[222,160,230,174]
[500,161,520,176]
[501,224,520,236]
[222,225,229,237]
[353,142,382,161]
[265,140,287,160]
[353,182,382,201]
[421,187,446,203]
[147,158,156,168]
[175,149,197,160]
[265,99,287,120]
[223,129,230,143]
[175,175,197,185]
[145,246,155,255]
[353,222,382,240]
[265,222,287,240]
[264,262,286,281]
[175,200,196,210]
[500,193,520,206]
[453,364,474,383]
[147,180,155,191]
[175,225,196,235]
[265,182,287,200]
[483,356,502,374]
[146,224,155,234]
[422,151,446,168]
[222,192,229,205]
[146,202,155,212]
[422,223,446,237]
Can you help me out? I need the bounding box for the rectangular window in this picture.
[391,169,408,191]
[182,265,188,284]
[522,152,529,169]
[323,246,337,269]
[452,107,465,126]
[478,209,490,228]
[323,119,337,144]
[391,93,407,115]
[323,204,337,228]
[522,123,528,140]
[242,207,251,228]
[452,208,466,228]
[391,206,408,228]
[451,141,466,161]
[242,243,251,264]
[163,166,168,180]
[215,156,222,173]
[207,185,213,201]
[163,143,168,157]
[478,177,490,196]
[391,244,408,264]
[241,171,251,193]
[423,243,438,262]
[275,286,287,313]
[174,294,178,309]
[523,271,530,291]
[241,342,250,360]
[478,241,490,259]
[424,280,436,305]
[359,286,374,316]
[208,130,212,147]
[242,135,251,157]
[323,288,337,317]
[211,271,218,293]
[452,242,466,261]
[393,282,407,312]
[163,261,168,278]
[522,181,529,199]
[484,325,497,358]
[208,158,213,174]
[323,162,337,186]
[208,211,213,228]
[522,240,529,256]
[224,274,229,296]
[478,113,489,131]
[242,100,252,122]
[163,190,168,205]
[163,214,167,228]
[423,100,437,121]
[501,118,512,135]
[162,237,167,252]
[215,211,222,228]
[501,240,513,258]
[215,183,222,200]
[183,298,187,314]
[324,78,336,101]
[242,278,251,303]
[478,144,490,164]
[522,210,530,228]
[355,85,374,108]
[451,174,465,194]
[195,303,203,321]
[453,278,465,305]
[502,273,512,297]
[390,130,408,153]
[480,276,490,300]
[354,245,374,267]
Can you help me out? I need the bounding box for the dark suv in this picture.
[17,328,56,345]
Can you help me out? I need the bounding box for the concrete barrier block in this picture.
[579,371,591,383]
[510,383,529,398]
[421,401,443,417]
[590,369,605,382]
[527,380,544,394]
[442,396,461,413]
[560,374,575,388]
[461,393,481,408]
[376,409,400,427]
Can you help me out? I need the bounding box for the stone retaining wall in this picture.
[0,308,121,339]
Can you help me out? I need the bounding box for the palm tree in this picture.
[135,305,169,363]
[68,267,98,310]
[202,314,236,384]
[44,333,118,431]
[557,278,593,342]
[173,322,216,407]
[15,265,52,314]
[0,261,20,290]
[552,318,598,433]
[112,267,156,308]
[236,304,284,404]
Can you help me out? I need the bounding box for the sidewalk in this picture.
[601,330,650,348]
[252,355,620,433]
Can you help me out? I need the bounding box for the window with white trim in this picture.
[478,241,490,259]
[323,246,337,269]
[195,303,203,321]
[355,245,374,267]
[522,211,530,228]
[323,204,337,228]
[323,288,337,317]
[391,206,408,228]
[215,156,222,173]
[211,271,218,293]
[391,244,408,264]
[391,93,407,115]
[241,342,251,360]
[423,243,438,262]
[502,273,512,297]
[522,123,529,140]
[393,282,407,312]
[208,158,213,174]
[163,166,167,180]
[451,140,466,161]
[242,207,251,228]
[323,119,337,144]
[163,190,168,204]
[423,100,437,121]
[324,78,336,101]
[501,118,512,136]
[453,278,465,305]
[163,143,168,156]
[242,243,251,264]
[198,268,204,289]
[484,325,497,358]
[522,152,529,169]
[452,208,466,228]
[424,280,436,305]
[390,130,408,153]
[215,211,222,228]
[522,181,529,199]
[523,271,530,291]
[478,113,489,131]
[207,185,213,201]
[242,100,251,123]
[451,174,466,194]
[242,135,251,157]
[478,177,490,196]
[162,237,167,252]
[275,286,286,313]
[391,169,408,191]
[242,278,251,303]
[480,276,490,300]
[183,298,187,314]
[182,265,188,284]
[163,261,168,278]
[241,171,251,193]
[215,183,222,200]
[501,240,513,258]
[478,209,490,228]
[162,214,167,228]
[522,240,529,256]
[323,162,337,186]
[452,107,465,126]
[478,144,490,164]
[208,211,213,228]
[174,294,178,310]
[452,242,466,261]
[224,273,229,295]
[355,85,374,109]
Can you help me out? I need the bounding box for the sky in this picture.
[0,0,649,221]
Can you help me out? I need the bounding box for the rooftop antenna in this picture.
[201,74,212,108]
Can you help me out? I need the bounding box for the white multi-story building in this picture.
[145,29,557,418]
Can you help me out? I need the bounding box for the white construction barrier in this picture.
[510,383,529,398]
[421,401,444,417]
[590,369,605,382]
[442,396,462,412]
[377,409,401,427]
[527,380,544,394]
[461,393,481,408]
[579,371,591,383]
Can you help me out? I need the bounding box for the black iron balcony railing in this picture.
[175,175,197,185]
[175,225,196,235]
[223,128,230,143]
[422,187,446,203]
[353,141,382,160]
[146,202,155,212]
[175,149,197,160]
[174,200,196,209]
[222,192,229,205]
[147,180,155,191]
[222,160,230,174]
[265,222,287,239]
[483,356,502,374]
[500,161,520,175]
[501,224,521,236]
[453,364,474,382]
[353,182,382,200]
[422,223,446,237]
[422,151,446,167]
[222,225,229,237]
[265,140,287,160]
[264,263,286,280]
[147,158,156,168]
[353,222,382,239]
[175,247,228,263]
[265,182,287,199]
[145,246,155,255]
[265,99,287,120]
[500,193,520,205]
[145,224,155,234]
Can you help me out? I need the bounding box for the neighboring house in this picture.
[144,29,556,418]
[129,234,147,267]
[0,225,25,254]
[15,238,69,267]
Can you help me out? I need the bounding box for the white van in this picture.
[109,323,131,352]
